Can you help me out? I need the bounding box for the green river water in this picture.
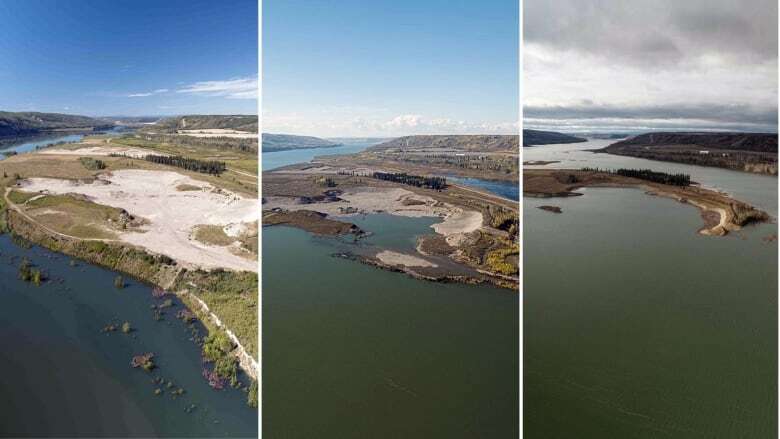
[524,140,778,438]
[263,215,519,438]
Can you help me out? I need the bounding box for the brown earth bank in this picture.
[524,169,770,236]
[599,132,778,175]
[263,165,519,290]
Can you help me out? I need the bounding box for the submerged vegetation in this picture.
[201,331,239,388]
[130,352,156,372]
[17,258,44,285]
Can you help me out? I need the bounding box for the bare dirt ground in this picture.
[20,169,258,272]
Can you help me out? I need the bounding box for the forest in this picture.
[144,154,226,175]
[371,171,447,190]
[582,167,691,186]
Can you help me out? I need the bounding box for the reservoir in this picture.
[0,234,257,437]
[263,215,519,438]
[524,140,778,437]
[261,140,379,171]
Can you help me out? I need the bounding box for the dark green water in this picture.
[0,235,257,437]
[263,215,519,438]
[524,140,778,438]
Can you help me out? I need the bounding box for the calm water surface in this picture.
[524,140,778,438]
[0,134,85,159]
[0,235,257,437]
[261,141,379,171]
[263,215,518,438]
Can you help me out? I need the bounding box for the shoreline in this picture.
[5,209,259,379]
[524,169,770,236]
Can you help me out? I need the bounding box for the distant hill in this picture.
[147,115,258,134]
[262,133,341,152]
[0,111,112,137]
[369,135,519,152]
[523,129,587,146]
[601,132,778,175]
[606,132,778,153]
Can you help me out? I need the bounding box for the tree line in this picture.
[582,167,690,186]
[371,171,447,190]
[145,154,226,175]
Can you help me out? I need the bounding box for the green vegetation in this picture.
[582,167,691,186]
[131,353,156,372]
[214,356,238,387]
[175,269,257,359]
[202,331,234,362]
[0,111,110,137]
[202,330,239,386]
[192,225,234,247]
[144,154,226,175]
[17,258,44,285]
[485,246,519,276]
[262,133,339,152]
[146,115,258,134]
[79,157,106,170]
[7,190,38,205]
[247,379,258,408]
[371,172,447,190]
[487,206,518,238]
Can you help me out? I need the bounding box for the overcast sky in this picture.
[524,0,778,133]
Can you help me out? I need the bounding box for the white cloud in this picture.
[126,88,169,98]
[177,77,258,100]
[262,111,517,137]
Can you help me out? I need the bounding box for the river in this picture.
[0,234,257,437]
[0,127,129,160]
[524,139,778,437]
[263,215,519,438]
[261,140,380,171]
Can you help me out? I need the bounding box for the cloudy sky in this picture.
[263,0,518,137]
[524,0,778,133]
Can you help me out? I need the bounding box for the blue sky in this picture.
[263,0,519,137]
[0,0,257,117]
